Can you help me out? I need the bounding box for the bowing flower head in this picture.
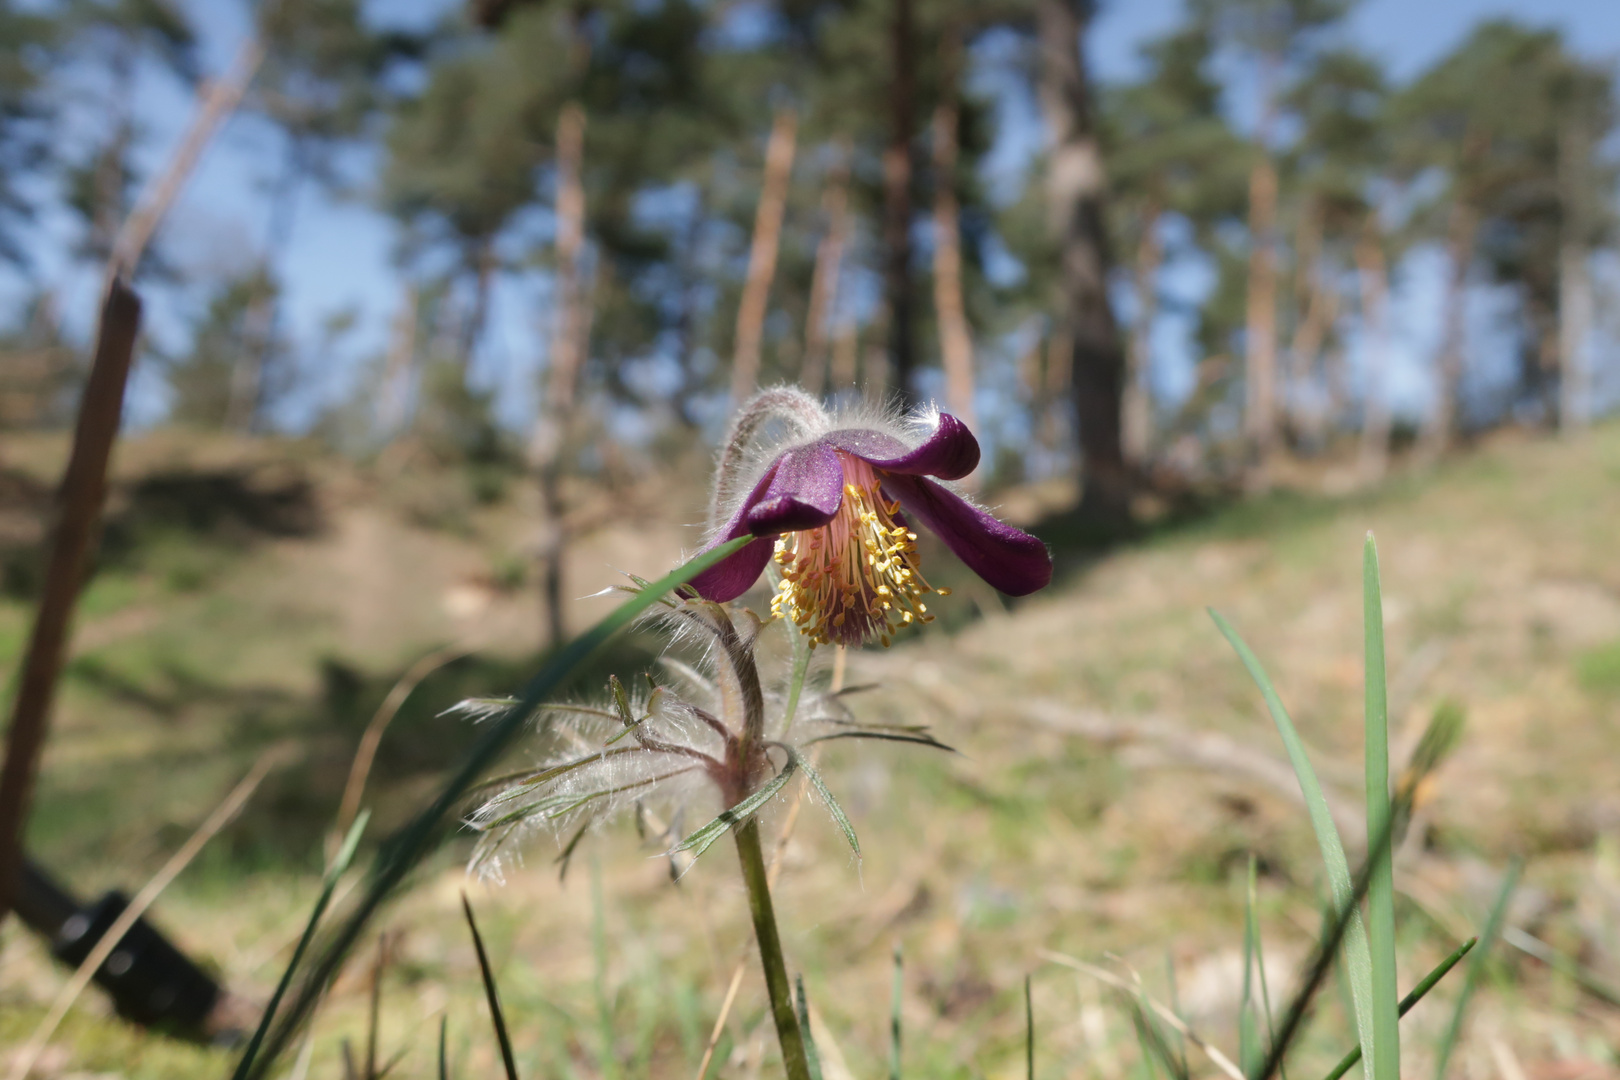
[690,388,1053,647]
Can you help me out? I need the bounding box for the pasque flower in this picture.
[691,388,1053,646]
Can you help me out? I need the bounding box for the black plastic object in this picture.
[16,859,221,1034]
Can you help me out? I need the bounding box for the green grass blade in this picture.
[241,537,753,1076]
[1434,862,1520,1080]
[1241,856,1261,1076]
[438,1015,450,1080]
[461,893,520,1080]
[1025,974,1035,1080]
[1321,936,1477,1080]
[1363,536,1400,1080]
[1211,609,1376,1075]
[1249,866,1284,1080]
[231,810,370,1080]
[890,943,903,1080]
[795,975,825,1080]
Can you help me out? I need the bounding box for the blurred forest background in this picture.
[2,0,1620,1077]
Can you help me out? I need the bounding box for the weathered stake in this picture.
[0,280,142,928]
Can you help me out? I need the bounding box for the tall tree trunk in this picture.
[1036,0,1129,527]
[831,319,858,393]
[1040,327,1073,457]
[931,33,977,462]
[1286,207,1337,448]
[376,282,419,437]
[1244,150,1279,488]
[1123,206,1161,466]
[1422,202,1475,456]
[459,234,497,374]
[800,144,850,397]
[883,0,917,405]
[228,136,306,433]
[730,108,798,405]
[1355,221,1392,484]
[1558,115,1592,433]
[533,102,588,647]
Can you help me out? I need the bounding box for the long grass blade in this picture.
[438,1015,450,1080]
[240,537,753,1076]
[232,812,370,1080]
[795,975,825,1080]
[461,893,520,1080]
[1252,804,1400,1080]
[1321,936,1477,1080]
[1025,974,1035,1080]
[1241,856,1261,1076]
[1500,926,1620,1008]
[1434,862,1520,1080]
[889,943,903,1080]
[1363,536,1400,1080]
[1211,610,1377,1075]
[1248,865,1284,1080]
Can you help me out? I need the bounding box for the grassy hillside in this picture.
[2,423,1618,1078]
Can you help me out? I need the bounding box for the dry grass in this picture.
[2,424,1619,1077]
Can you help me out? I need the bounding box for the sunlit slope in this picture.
[1,421,1616,1078]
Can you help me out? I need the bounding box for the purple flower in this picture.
[691,390,1053,647]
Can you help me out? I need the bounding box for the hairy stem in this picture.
[735,817,812,1080]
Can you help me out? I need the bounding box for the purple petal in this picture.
[880,474,1052,596]
[744,443,846,534]
[824,413,980,481]
[688,536,776,603]
[689,444,848,602]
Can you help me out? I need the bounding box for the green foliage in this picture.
[1575,639,1620,697]
[160,267,287,428]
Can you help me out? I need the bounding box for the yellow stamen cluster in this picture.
[770,459,949,648]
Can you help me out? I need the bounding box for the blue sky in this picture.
[4,0,1617,433]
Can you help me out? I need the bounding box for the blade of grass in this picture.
[1128,992,1191,1080]
[1248,862,1285,1080]
[1252,803,1401,1080]
[591,855,620,1080]
[1434,862,1520,1080]
[1321,936,1477,1080]
[1039,951,1245,1080]
[1026,974,1035,1080]
[438,1015,450,1080]
[240,537,753,1076]
[1500,926,1620,1008]
[232,811,370,1080]
[1363,536,1400,1080]
[889,943,903,1080]
[794,975,825,1080]
[1211,610,1376,1076]
[1165,955,1188,1080]
[1241,856,1261,1076]
[462,892,520,1080]
[366,936,384,1080]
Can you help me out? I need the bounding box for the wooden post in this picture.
[0,281,142,927]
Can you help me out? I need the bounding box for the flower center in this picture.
[770,454,948,648]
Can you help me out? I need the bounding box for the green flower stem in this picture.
[734,816,813,1080]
